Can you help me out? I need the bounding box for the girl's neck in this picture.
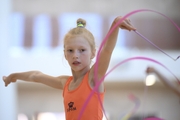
[71,68,90,82]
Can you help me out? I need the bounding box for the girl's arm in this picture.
[3,71,69,90]
[91,16,136,79]
[146,67,180,97]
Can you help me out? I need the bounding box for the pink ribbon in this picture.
[78,9,180,120]
[120,94,141,120]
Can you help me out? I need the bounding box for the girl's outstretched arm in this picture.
[91,16,136,79]
[2,71,69,90]
[146,66,180,97]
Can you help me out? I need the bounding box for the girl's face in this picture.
[64,35,95,72]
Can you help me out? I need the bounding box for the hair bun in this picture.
[77,18,86,28]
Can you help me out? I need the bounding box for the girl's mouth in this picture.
[73,61,80,65]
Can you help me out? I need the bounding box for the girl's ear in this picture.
[91,49,96,59]
[64,50,67,60]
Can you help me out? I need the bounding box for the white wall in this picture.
[0,0,17,120]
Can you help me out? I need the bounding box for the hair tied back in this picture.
[77,18,86,28]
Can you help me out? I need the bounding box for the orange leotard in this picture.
[63,72,104,120]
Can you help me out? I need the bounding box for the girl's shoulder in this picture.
[57,75,71,89]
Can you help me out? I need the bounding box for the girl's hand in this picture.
[115,16,136,31]
[2,75,17,87]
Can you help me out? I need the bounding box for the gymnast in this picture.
[3,16,135,120]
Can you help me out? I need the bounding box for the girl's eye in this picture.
[67,49,73,52]
[80,49,85,52]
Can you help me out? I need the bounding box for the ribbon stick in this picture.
[134,30,180,61]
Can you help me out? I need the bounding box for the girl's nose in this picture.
[73,51,79,59]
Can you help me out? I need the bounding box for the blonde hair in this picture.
[64,18,96,51]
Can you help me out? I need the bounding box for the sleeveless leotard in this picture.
[63,72,104,120]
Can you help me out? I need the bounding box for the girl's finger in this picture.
[3,76,6,80]
[125,19,136,30]
[121,24,132,31]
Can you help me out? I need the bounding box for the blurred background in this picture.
[0,0,180,120]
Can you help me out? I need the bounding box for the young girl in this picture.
[2,16,135,120]
[146,66,180,97]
